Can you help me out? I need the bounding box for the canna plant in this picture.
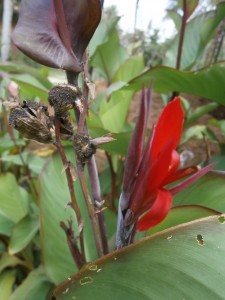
[2,0,225,299]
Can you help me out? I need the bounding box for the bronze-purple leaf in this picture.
[12,0,102,73]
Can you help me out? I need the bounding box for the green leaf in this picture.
[112,55,144,83]
[128,63,225,105]
[146,205,220,236]
[164,3,225,69]
[0,253,28,273]
[0,270,16,300]
[39,149,116,284]
[91,26,127,83]
[9,214,39,255]
[52,215,225,299]
[1,152,47,174]
[0,213,14,236]
[100,89,134,132]
[10,266,53,300]
[181,125,218,144]
[89,18,120,57]
[9,74,49,100]
[0,173,29,222]
[0,63,53,89]
[173,171,225,211]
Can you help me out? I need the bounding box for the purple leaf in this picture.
[169,163,217,195]
[12,0,101,72]
[122,87,152,200]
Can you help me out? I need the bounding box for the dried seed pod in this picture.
[9,101,53,144]
[48,84,82,115]
[58,111,74,139]
[73,134,96,164]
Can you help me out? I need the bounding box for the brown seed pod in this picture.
[9,101,53,144]
[59,111,74,140]
[73,134,96,164]
[48,84,82,115]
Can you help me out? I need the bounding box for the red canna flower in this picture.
[116,86,215,248]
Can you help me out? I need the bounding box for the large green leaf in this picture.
[10,266,53,300]
[91,26,127,83]
[9,74,49,100]
[1,152,47,174]
[39,149,117,284]
[0,63,52,89]
[52,215,225,299]
[100,89,134,132]
[0,173,29,222]
[9,214,39,254]
[138,205,220,238]
[173,171,225,211]
[0,253,28,273]
[112,55,144,83]
[0,270,16,300]
[164,2,225,69]
[89,18,120,57]
[0,213,14,236]
[127,63,225,105]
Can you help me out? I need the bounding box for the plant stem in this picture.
[105,151,117,210]
[60,220,85,269]
[67,57,107,257]
[88,157,109,254]
[54,117,85,264]
[176,0,187,70]
[76,161,104,257]
[171,0,187,99]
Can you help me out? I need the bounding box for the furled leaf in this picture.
[12,0,101,72]
[52,215,225,299]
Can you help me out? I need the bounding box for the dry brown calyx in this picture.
[9,100,53,144]
[48,84,82,115]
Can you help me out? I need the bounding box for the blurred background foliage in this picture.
[1,0,225,299]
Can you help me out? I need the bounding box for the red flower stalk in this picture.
[116,87,215,248]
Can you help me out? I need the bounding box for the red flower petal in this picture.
[137,189,173,231]
[150,97,184,162]
[169,163,216,195]
[146,140,174,192]
[163,166,200,186]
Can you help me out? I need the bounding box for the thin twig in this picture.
[76,161,104,257]
[60,220,85,269]
[105,151,117,210]
[54,117,85,264]
[67,57,107,257]
[88,156,109,254]
[171,0,187,99]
